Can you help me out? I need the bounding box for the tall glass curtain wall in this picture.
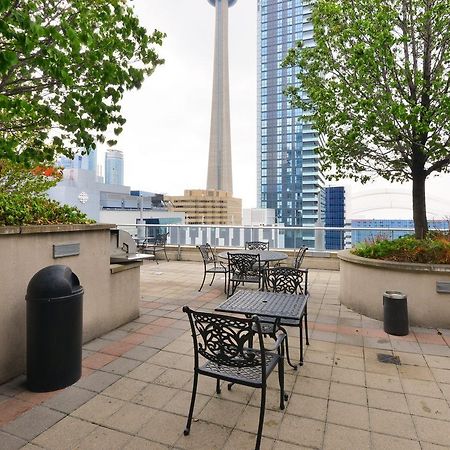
[257,0,325,248]
[325,187,345,250]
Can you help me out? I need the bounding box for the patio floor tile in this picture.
[369,408,417,439]
[323,423,370,450]
[0,430,28,449]
[326,400,370,430]
[174,420,231,449]
[413,415,450,446]
[32,416,97,449]
[371,432,421,450]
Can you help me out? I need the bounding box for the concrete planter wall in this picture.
[0,224,141,384]
[338,250,450,328]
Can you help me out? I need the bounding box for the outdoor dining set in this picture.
[183,242,310,449]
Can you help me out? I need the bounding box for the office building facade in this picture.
[325,186,346,250]
[165,189,242,225]
[257,0,324,248]
[105,149,124,186]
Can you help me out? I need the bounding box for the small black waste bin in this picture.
[383,291,408,336]
[26,265,83,392]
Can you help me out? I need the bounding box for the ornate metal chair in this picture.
[196,244,228,293]
[182,306,286,450]
[259,267,310,369]
[245,241,270,251]
[139,232,169,263]
[293,246,308,269]
[227,252,264,297]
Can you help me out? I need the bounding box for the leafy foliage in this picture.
[0,0,165,163]
[0,158,62,196]
[0,193,94,225]
[283,0,450,238]
[0,159,93,225]
[353,234,450,264]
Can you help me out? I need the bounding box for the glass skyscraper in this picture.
[257,0,324,248]
[105,149,124,186]
[325,186,346,250]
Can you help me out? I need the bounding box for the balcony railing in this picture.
[115,223,448,252]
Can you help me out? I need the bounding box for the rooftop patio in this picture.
[1,261,450,449]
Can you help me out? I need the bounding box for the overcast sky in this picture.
[106,0,257,208]
[102,0,450,215]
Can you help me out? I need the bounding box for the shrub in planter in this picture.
[353,234,450,265]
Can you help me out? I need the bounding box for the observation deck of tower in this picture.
[206,0,237,194]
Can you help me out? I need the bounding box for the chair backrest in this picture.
[183,306,266,369]
[293,246,308,269]
[154,232,169,246]
[197,243,214,265]
[265,267,308,295]
[245,241,270,251]
[228,252,261,276]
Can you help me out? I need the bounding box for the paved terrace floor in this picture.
[1,261,450,450]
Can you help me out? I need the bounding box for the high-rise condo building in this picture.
[206,0,236,194]
[257,0,325,248]
[105,149,124,186]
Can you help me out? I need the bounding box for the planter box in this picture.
[0,224,141,384]
[338,249,450,328]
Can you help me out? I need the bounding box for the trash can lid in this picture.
[384,290,407,300]
[26,265,82,301]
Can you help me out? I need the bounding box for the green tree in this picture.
[0,0,164,163]
[283,0,450,239]
[0,159,94,225]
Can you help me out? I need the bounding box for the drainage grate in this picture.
[377,353,401,365]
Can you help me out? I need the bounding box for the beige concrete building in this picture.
[165,189,242,225]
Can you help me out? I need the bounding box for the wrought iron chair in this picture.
[227,252,264,297]
[182,306,286,450]
[245,241,270,251]
[259,267,310,369]
[293,246,308,269]
[196,244,228,293]
[139,232,169,263]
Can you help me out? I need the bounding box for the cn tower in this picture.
[206,0,237,194]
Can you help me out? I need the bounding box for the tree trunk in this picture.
[412,172,428,239]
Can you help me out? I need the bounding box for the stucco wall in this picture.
[0,225,140,383]
[339,250,450,328]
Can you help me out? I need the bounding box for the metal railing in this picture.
[115,223,447,252]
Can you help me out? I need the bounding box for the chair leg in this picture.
[209,272,216,286]
[299,323,304,366]
[278,327,297,370]
[304,307,309,345]
[184,371,198,436]
[223,272,227,294]
[216,378,221,394]
[255,386,266,450]
[278,352,286,409]
[198,271,207,292]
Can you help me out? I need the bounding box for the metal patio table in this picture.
[217,250,288,264]
[215,289,308,369]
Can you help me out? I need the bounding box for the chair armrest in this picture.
[264,331,286,352]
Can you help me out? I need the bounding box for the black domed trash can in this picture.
[26,265,83,392]
[383,291,409,336]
